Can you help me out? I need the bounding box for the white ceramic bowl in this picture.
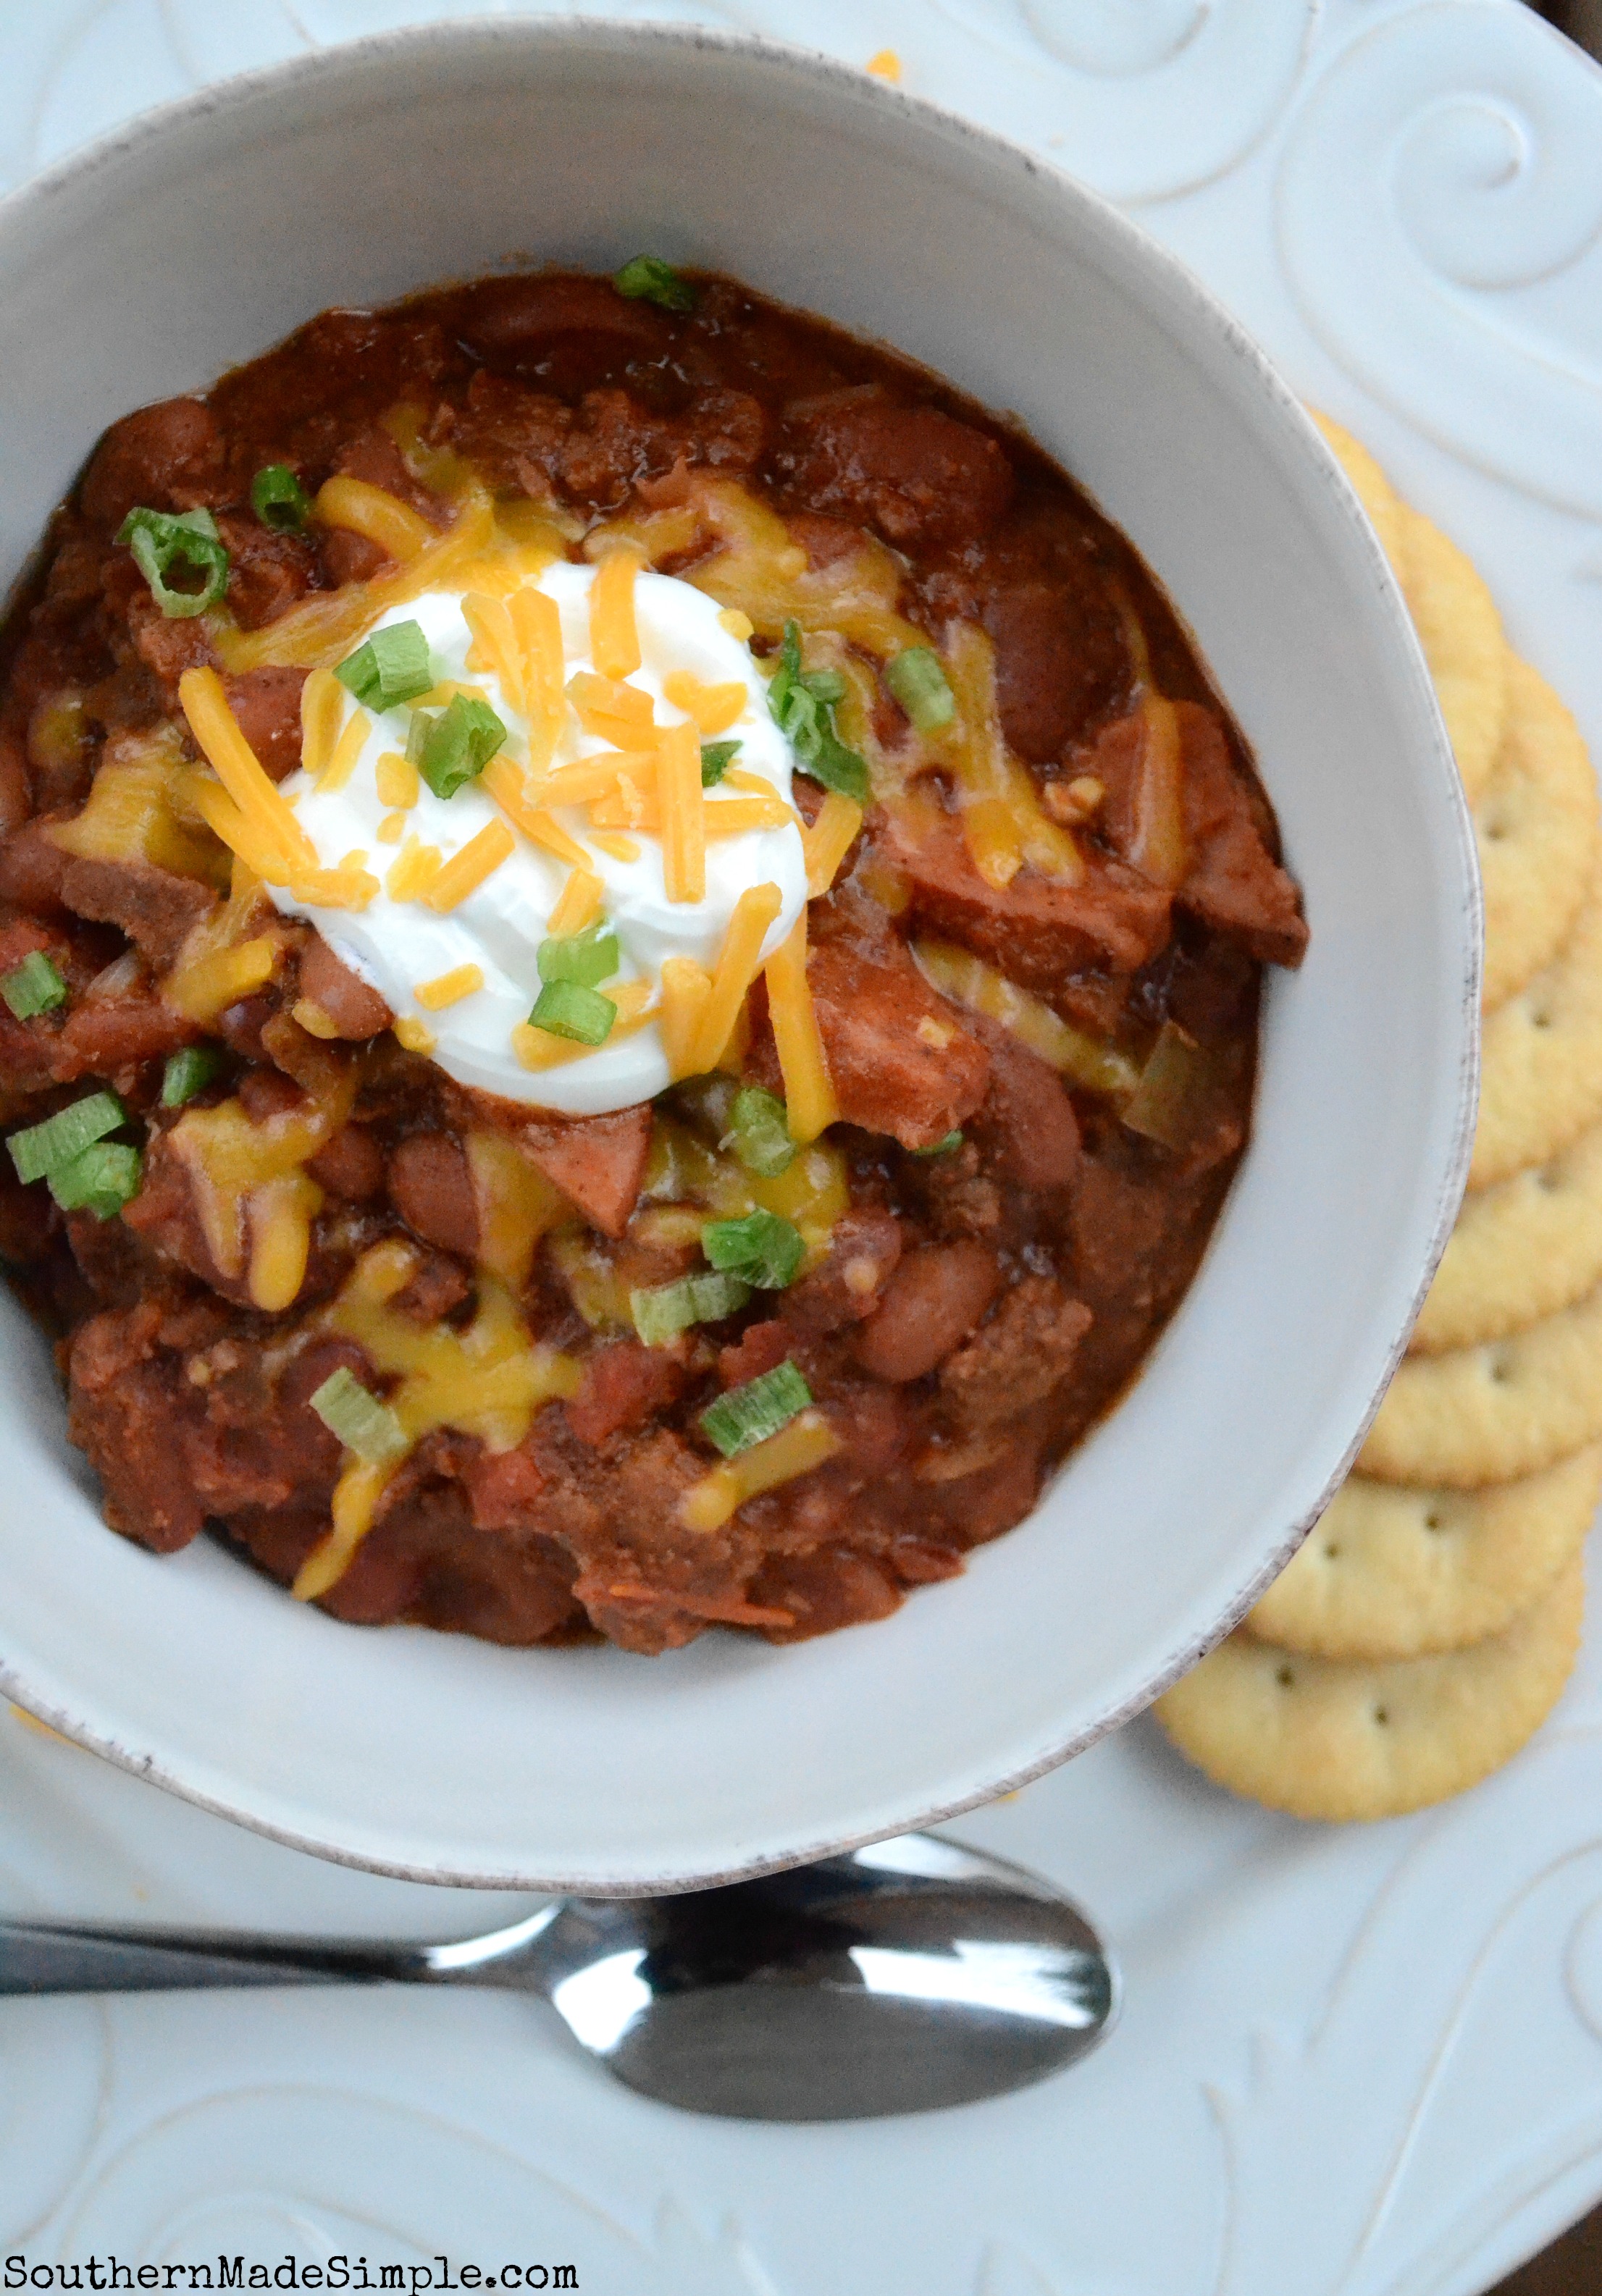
[0,22,1477,1893]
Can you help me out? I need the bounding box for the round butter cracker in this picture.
[1156,1556,1582,1821]
[1398,501,1507,804]
[1309,410,1404,571]
[1360,1279,1602,1487]
[1414,1114,1602,1353]
[1472,872,1602,1190]
[1246,1448,1601,1660]
[1478,655,1598,1012]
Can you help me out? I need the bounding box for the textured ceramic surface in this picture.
[0,22,1472,1894]
[1,1,1594,2288]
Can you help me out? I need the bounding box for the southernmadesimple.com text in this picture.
[5,2264,578,2292]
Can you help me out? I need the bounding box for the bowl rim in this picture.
[0,12,1480,1891]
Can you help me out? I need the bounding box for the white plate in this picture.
[1,0,1598,2287]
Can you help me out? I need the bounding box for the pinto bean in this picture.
[782,395,1015,548]
[80,398,223,532]
[852,1241,1001,1384]
[306,1123,385,1201]
[298,936,392,1039]
[983,579,1127,764]
[390,1132,479,1260]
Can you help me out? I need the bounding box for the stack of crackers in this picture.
[1157,416,1598,1822]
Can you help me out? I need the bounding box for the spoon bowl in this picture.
[0,1833,1115,2121]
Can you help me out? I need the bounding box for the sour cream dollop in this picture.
[272,564,807,1115]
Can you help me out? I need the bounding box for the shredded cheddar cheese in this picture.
[681,1410,844,1531]
[179,669,319,873]
[913,938,1141,1096]
[656,721,705,904]
[462,592,527,717]
[299,668,345,783]
[763,909,839,1143]
[414,963,485,1011]
[292,997,343,1040]
[316,706,372,796]
[464,1132,568,1290]
[589,547,644,681]
[690,881,783,1074]
[314,476,435,565]
[801,790,863,896]
[508,586,565,773]
[162,934,278,1024]
[393,1015,435,1054]
[511,978,655,1070]
[547,867,605,938]
[663,670,746,735]
[659,955,713,1079]
[482,757,592,871]
[385,833,444,904]
[420,818,515,913]
[374,751,419,810]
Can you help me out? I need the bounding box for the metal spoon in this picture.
[0,1832,1115,2120]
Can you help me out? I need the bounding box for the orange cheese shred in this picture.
[763,909,839,1143]
[589,547,644,681]
[314,476,435,565]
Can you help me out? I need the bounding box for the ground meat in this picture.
[216,517,318,632]
[938,1275,1093,1437]
[67,1304,208,1551]
[566,1340,688,1449]
[781,1209,903,1338]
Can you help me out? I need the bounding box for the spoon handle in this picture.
[0,1919,422,1993]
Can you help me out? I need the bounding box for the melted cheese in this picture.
[314,476,435,563]
[913,938,1141,1097]
[679,1410,844,1532]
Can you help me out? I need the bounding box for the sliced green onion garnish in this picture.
[700,1361,813,1458]
[116,507,229,620]
[308,1366,409,1465]
[418,691,507,799]
[405,709,435,768]
[886,646,956,733]
[335,621,435,712]
[631,1269,752,1348]
[702,1208,805,1292]
[47,1141,142,1221]
[250,463,314,533]
[613,255,696,312]
[1,951,67,1020]
[767,618,870,802]
[913,1130,964,1158]
[9,1091,126,1186]
[805,732,871,803]
[529,980,616,1046]
[700,739,742,787]
[726,1083,796,1177]
[161,1044,224,1108]
[537,920,620,991]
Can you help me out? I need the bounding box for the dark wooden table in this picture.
[1477,13,1599,2276]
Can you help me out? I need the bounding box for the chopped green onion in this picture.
[702,1208,805,1291]
[161,1044,223,1108]
[613,255,696,312]
[726,1083,796,1177]
[335,621,435,712]
[9,1091,126,1186]
[250,463,313,533]
[530,980,616,1046]
[805,731,871,803]
[768,618,870,802]
[116,507,229,620]
[700,1361,813,1458]
[537,920,619,991]
[631,1269,752,1348]
[47,1141,142,1221]
[700,739,741,787]
[913,1130,964,1158]
[1,951,67,1020]
[405,708,435,768]
[308,1366,409,1465]
[886,645,956,733]
[417,691,507,799]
